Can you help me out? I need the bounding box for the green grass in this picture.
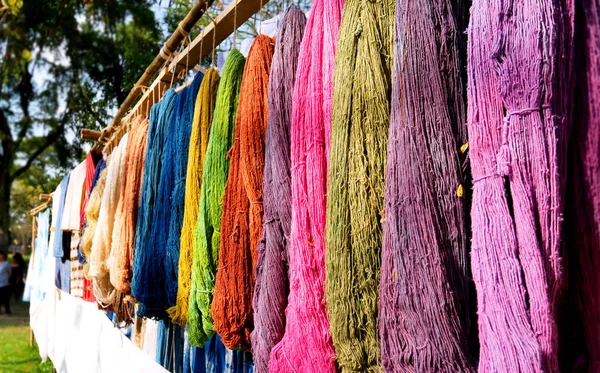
[0,300,54,373]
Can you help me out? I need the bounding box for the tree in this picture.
[0,0,162,249]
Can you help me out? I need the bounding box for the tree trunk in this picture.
[0,170,11,251]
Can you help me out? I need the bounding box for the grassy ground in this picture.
[0,299,54,373]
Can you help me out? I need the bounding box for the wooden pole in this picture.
[80,129,102,141]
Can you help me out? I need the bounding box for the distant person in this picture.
[11,252,26,301]
[0,251,11,315]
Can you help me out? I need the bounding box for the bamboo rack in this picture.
[96,0,214,146]
[92,0,268,152]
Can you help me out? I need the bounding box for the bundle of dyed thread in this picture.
[81,162,107,275]
[251,6,306,372]
[164,72,204,311]
[467,0,574,371]
[132,89,177,317]
[89,134,129,308]
[269,0,343,371]
[109,116,149,293]
[563,2,600,370]
[378,0,472,371]
[188,50,246,346]
[325,0,394,371]
[212,35,274,350]
[169,68,220,325]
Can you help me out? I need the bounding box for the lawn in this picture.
[0,300,54,373]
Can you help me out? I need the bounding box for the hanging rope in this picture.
[212,35,274,350]
[325,0,394,371]
[131,89,178,317]
[188,49,246,347]
[109,116,149,293]
[251,7,305,372]
[378,0,473,370]
[268,0,343,371]
[168,67,220,325]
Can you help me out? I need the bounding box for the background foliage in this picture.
[0,0,310,252]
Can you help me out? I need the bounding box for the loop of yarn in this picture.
[268,0,343,371]
[212,35,274,351]
[251,6,306,372]
[325,0,394,371]
[168,68,220,325]
[188,50,246,346]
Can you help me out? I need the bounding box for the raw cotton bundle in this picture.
[131,89,177,315]
[81,161,107,275]
[212,35,274,350]
[251,6,306,372]
[378,0,473,371]
[109,116,149,293]
[168,68,220,325]
[163,72,204,311]
[89,133,129,308]
[467,0,574,371]
[563,3,599,370]
[188,50,245,346]
[269,0,343,371]
[325,0,394,371]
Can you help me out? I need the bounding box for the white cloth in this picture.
[30,289,167,373]
[61,161,87,232]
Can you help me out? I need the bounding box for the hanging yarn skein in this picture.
[109,116,149,293]
[77,151,100,263]
[325,0,394,371]
[251,7,306,372]
[467,0,574,371]
[168,68,220,325]
[89,133,129,308]
[563,1,600,370]
[212,35,274,351]
[163,71,204,311]
[188,50,246,346]
[81,161,107,276]
[378,0,473,371]
[131,89,177,316]
[269,0,343,371]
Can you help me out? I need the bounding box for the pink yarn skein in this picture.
[268,0,343,371]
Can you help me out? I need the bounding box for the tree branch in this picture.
[9,127,62,182]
